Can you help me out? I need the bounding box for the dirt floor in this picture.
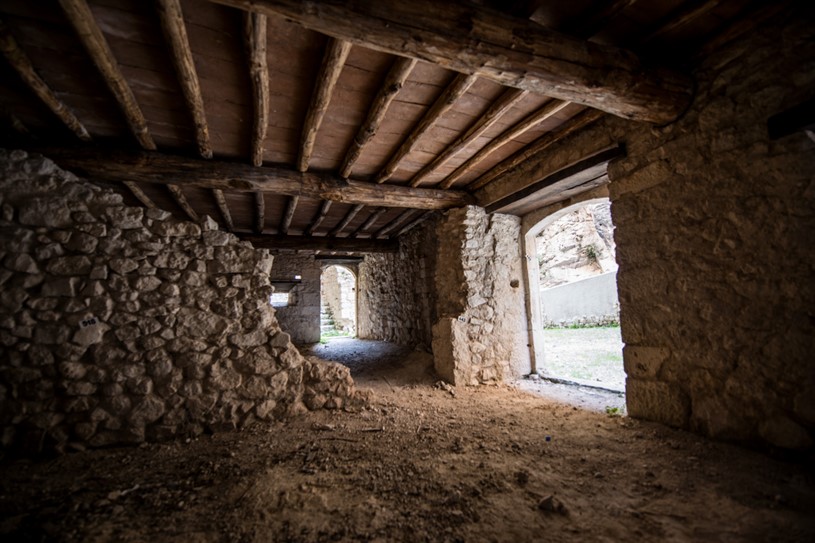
[1,338,814,542]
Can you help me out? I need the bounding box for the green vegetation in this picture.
[320,329,350,343]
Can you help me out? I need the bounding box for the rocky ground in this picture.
[1,338,813,542]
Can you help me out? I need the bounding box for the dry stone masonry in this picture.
[0,150,362,453]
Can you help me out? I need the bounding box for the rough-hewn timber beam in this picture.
[157,0,211,158]
[440,99,571,189]
[410,87,526,187]
[42,148,472,210]
[167,184,199,221]
[122,181,156,209]
[209,0,694,124]
[299,38,351,172]
[240,234,398,253]
[245,11,269,167]
[306,200,332,236]
[376,73,477,184]
[280,195,299,235]
[0,19,91,141]
[374,209,416,239]
[254,192,265,234]
[59,0,155,150]
[339,56,416,179]
[393,210,432,238]
[212,189,234,231]
[351,207,386,238]
[330,204,364,237]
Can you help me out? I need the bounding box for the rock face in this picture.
[0,150,363,453]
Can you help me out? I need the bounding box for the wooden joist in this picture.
[157,0,212,159]
[167,184,199,221]
[280,195,299,234]
[212,189,234,231]
[306,200,332,235]
[122,181,156,209]
[330,204,364,236]
[241,234,398,253]
[298,38,351,172]
[58,0,155,150]
[351,207,387,238]
[375,73,477,184]
[440,99,571,189]
[209,0,694,124]
[0,19,91,141]
[640,0,722,45]
[409,87,526,187]
[469,108,606,191]
[245,11,269,167]
[44,148,473,210]
[393,210,432,238]
[254,192,265,233]
[373,209,416,239]
[563,0,639,38]
[339,56,416,179]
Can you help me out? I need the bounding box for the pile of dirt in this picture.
[1,340,813,542]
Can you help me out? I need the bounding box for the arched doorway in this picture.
[524,198,624,391]
[320,265,357,339]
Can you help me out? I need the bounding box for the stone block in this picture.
[622,345,670,380]
[626,379,690,428]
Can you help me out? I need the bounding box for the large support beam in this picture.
[241,234,398,253]
[0,19,91,142]
[375,73,477,184]
[245,11,269,167]
[339,56,416,179]
[59,0,155,150]
[43,148,472,210]
[210,0,694,124]
[157,0,212,158]
[298,38,351,172]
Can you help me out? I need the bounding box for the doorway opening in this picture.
[320,265,357,340]
[526,199,625,393]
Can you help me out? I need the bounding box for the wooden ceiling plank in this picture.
[167,184,199,221]
[410,87,527,187]
[280,195,299,234]
[330,203,364,236]
[306,200,332,236]
[157,0,212,158]
[393,210,432,238]
[245,11,269,167]
[58,0,155,150]
[241,234,398,253]
[351,207,387,238]
[298,38,352,172]
[440,99,571,189]
[376,73,477,184]
[470,108,606,191]
[122,181,156,209]
[44,148,473,210]
[254,192,265,233]
[374,209,417,239]
[0,19,91,141]
[209,0,694,124]
[212,188,234,231]
[339,56,417,179]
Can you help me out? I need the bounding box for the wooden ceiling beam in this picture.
[43,148,472,210]
[339,56,416,179]
[122,181,156,209]
[280,195,299,235]
[241,234,398,253]
[375,73,477,184]
[58,0,155,150]
[306,200,332,236]
[298,38,351,172]
[167,184,199,221]
[330,204,364,237]
[564,0,639,39]
[254,192,265,234]
[209,0,694,124]
[440,99,570,189]
[0,19,91,141]
[373,209,417,239]
[212,189,234,231]
[245,11,269,167]
[393,210,432,238]
[157,0,211,158]
[410,87,526,187]
[640,0,722,45]
[351,207,387,238]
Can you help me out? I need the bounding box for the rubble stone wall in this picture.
[269,255,321,344]
[0,150,360,453]
[358,217,437,348]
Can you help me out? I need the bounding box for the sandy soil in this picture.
[1,338,813,542]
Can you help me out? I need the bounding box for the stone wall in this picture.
[516,8,815,449]
[432,206,529,385]
[0,150,361,453]
[270,255,321,344]
[358,216,437,348]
